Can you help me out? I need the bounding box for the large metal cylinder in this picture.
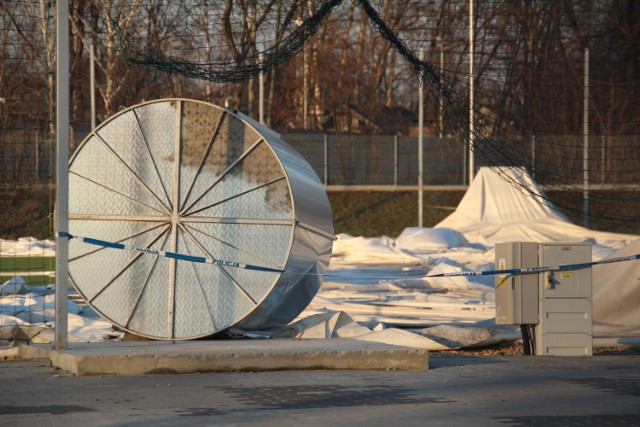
[67,99,334,340]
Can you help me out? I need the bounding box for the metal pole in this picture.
[36,132,40,182]
[90,42,96,130]
[394,134,398,186]
[468,0,475,186]
[531,134,536,180]
[438,37,444,140]
[259,52,264,124]
[55,0,70,350]
[601,134,605,185]
[303,45,308,129]
[323,134,328,185]
[583,48,589,228]
[418,49,424,227]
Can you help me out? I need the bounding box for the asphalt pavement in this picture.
[1,353,639,426]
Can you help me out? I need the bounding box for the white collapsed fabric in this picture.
[593,239,640,337]
[0,237,55,257]
[437,166,637,255]
[440,166,568,226]
[313,166,639,341]
[2,166,640,351]
[433,166,640,337]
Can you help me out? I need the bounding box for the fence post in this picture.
[601,134,605,185]
[36,131,40,182]
[55,0,70,350]
[90,42,96,130]
[583,47,589,228]
[418,49,424,227]
[394,134,398,186]
[323,133,328,185]
[531,134,536,180]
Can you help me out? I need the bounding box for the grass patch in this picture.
[0,256,55,273]
[1,188,638,248]
[0,274,54,286]
[327,190,640,237]
[328,191,465,237]
[0,256,55,286]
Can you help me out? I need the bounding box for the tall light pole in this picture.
[259,52,265,124]
[468,0,475,186]
[303,43,308,129]
[583,48,590,228]
[90,41,96,130]
[418,48,424,228]
[55,0,70,350]
[437,36,444,139]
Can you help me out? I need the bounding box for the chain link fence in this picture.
[283,133,640,189]
[284,133,465,187]
[3,130,640,189]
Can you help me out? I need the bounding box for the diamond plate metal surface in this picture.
[69,139,166,217]
[68,99,333,340]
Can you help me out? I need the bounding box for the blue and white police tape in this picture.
[57,231,640,280]
[57,231,284,273]
[425,252,640,279]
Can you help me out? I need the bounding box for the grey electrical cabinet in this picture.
[537,243,592,356]
[495,242,593,356]
[495,242,539,325]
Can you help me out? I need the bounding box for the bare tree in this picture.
[3,0,55,135]
[86,0,141,118]
[220,0,284,113]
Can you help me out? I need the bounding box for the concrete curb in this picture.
[48,338,429,376]
[19,343,51,359]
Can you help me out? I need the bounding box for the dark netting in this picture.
[123,0,344,83]
[100,0,640,232]
[4,1,639,235]
[1,0,56,342]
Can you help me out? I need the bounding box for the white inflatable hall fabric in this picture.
[438,166,639,337]
[593,239,640,337]
[4,166,640,350]
[436,167,636,254]
[441,166,569,225]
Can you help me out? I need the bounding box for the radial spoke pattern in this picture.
[68,99,297,339]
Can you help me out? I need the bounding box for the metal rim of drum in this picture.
[67,98,333,340]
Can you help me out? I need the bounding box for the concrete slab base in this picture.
[19,343,51,359]
[48,338,429,376]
